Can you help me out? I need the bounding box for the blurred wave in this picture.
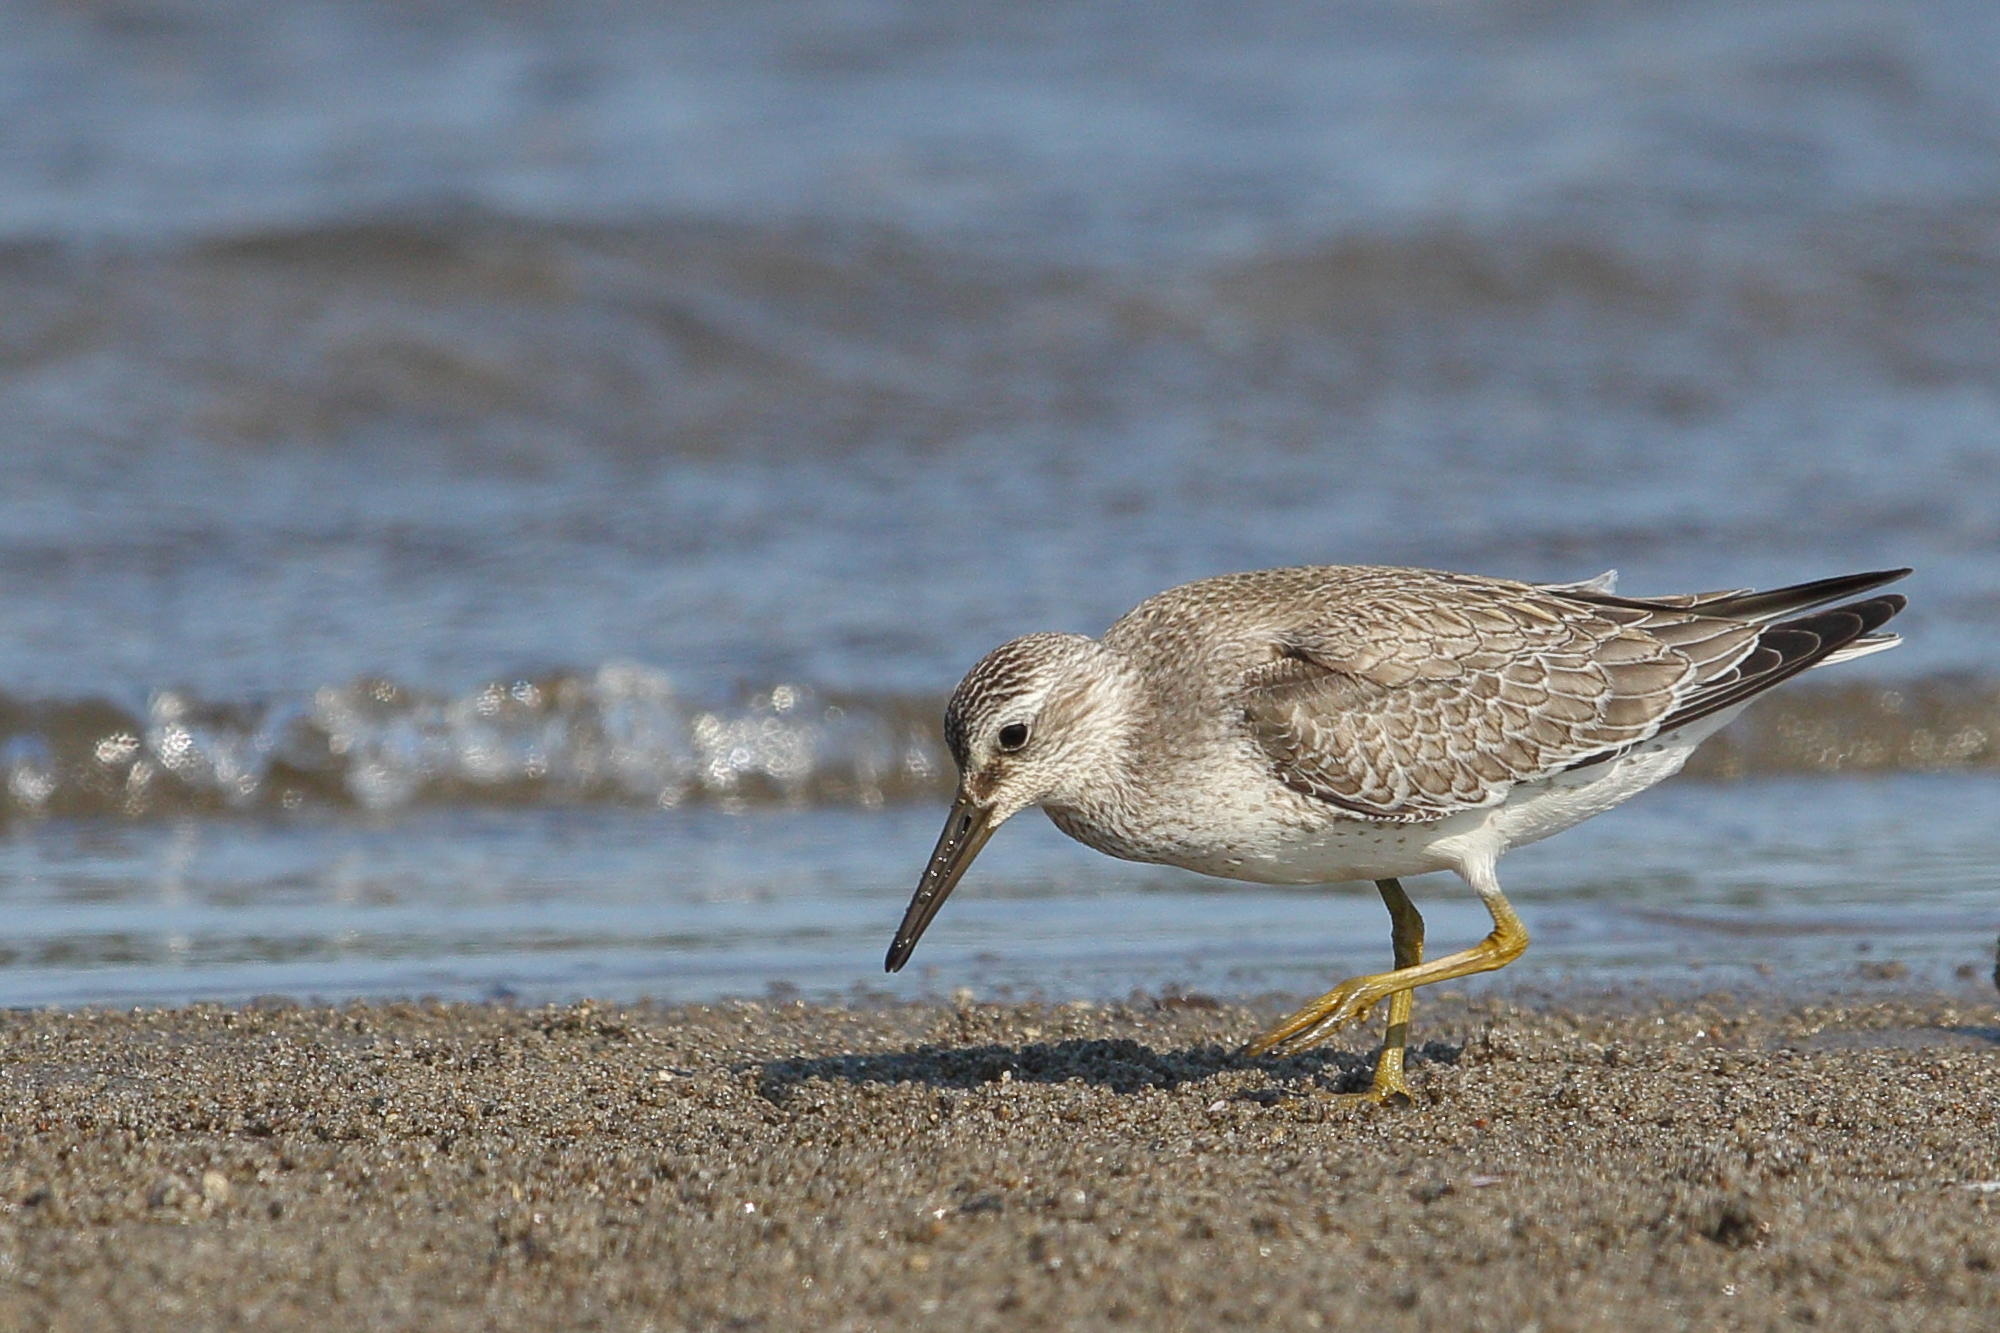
[0,666,943,819]
[1679,680,2000,780]
[1,669,1993,821]
[5,219,1996,821]
[3,215,1996,703]
[11,0,2000,259]
[8,210,2000,453]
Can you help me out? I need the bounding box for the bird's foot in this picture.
[1325,1058,1417,1108]
[1239,975,1401,1058]
[1358,1040,1418,1105]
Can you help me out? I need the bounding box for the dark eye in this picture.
[996,722,1030,752]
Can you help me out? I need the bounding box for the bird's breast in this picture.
[1042,793,1467,884]
[1038,732,1464,885]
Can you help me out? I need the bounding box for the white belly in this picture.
[1074,710,1738,887]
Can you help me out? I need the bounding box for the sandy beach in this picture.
[0,986,1996,1330]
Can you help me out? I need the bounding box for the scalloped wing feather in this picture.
[1241,582,1760,822]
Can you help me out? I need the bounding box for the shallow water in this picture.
[0,0,1995,1006]
[0,774,1992,1009]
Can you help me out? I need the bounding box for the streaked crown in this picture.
[942,632,1099,770]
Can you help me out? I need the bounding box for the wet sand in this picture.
[2,988,1998,1331]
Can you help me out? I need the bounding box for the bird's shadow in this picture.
[753,1035,1461,1105]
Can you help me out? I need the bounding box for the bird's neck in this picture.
[1037,644,1150,821]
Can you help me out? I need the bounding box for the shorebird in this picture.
[885,565,1910,1102]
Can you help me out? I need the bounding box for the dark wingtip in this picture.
[1851,595,1907,640]
[1639,588,1914,740]
[1593,567,1916,623]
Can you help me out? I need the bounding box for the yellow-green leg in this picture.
[1360,878,1425,1103]
[1244,870,1528,1063]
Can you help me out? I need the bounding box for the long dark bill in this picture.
[885,794,996,972]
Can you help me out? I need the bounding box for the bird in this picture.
[885,564,1910,1102]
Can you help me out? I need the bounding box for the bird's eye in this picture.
[996,722,1030,752]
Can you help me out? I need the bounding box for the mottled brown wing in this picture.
[1240,581,1758,822]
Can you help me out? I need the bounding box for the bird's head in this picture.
[884,631,1131,971]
